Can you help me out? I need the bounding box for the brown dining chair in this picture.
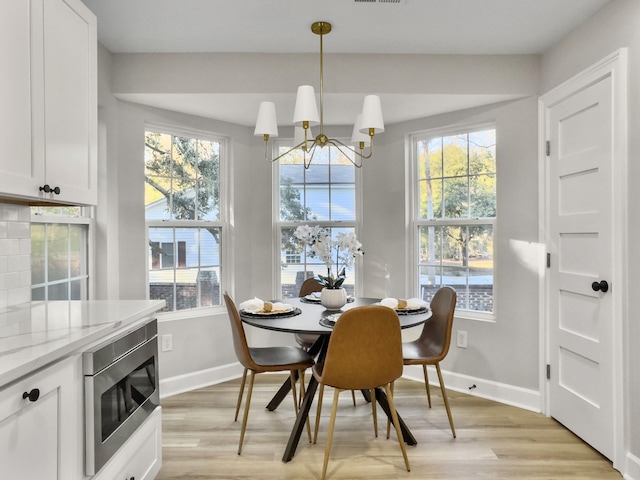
[294,277,324,350]
[296,277,358,407]
[400,286,457,438]
[224,293,315,454]
[312,305,410,479]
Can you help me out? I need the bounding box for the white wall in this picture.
[96,42,543,400]
[540,0,640,471]
[365,97,540,391]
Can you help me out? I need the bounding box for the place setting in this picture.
[378,297,429,315]
[238,297,301,318]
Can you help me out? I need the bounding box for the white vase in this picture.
[320,287,347,310]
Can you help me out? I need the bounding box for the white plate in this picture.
[241,305,294,315]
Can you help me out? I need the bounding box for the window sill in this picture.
[454,309,496,323]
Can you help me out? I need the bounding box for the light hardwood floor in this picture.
[156,375,622,479]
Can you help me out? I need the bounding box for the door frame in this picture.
[538,49,628,469]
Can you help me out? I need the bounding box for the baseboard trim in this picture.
[624,452,640,480]
[402,365,541,413]
[159,362,244,399]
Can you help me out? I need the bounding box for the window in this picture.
[145,129,224,312]
[277,141,360,298]
[31,206,91,301]
[413,126,496,313]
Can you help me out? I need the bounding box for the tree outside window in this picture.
[145,130,223,312]
[415,128,496,313]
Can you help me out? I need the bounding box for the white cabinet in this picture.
[92,407,163,480]
[0,0,97,205]
[0,356,81,479]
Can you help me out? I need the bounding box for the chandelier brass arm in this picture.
[254,21,384,169]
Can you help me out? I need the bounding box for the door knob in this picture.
[591,280,609,293]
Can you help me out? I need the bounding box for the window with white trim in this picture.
[145,128,224,312]
[31,206,91,301]
[412,126,496,313]
[277,140,360,298]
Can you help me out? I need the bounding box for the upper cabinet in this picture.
[0,0,97,206]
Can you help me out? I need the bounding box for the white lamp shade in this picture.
[359,95,385,134]
[293,126,313,150]
[254,101,278,137]
[350,114,371,147]
[293,85,320,126]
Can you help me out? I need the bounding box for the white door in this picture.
[545,72,618,459]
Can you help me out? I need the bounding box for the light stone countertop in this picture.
[0,299,165,387]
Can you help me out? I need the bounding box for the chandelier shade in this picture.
[293,85,320,126]
[255,21,384,169]
[254,101,278,138]
[360,95,385,134]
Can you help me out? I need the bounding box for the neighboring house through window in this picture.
[145,128,224,312]
[412,125,496,314]
[277,140,361,298]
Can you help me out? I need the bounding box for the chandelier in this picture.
[254,21,384,169]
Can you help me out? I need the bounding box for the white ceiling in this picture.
[81,0,612,126]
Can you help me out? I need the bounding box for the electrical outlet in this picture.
[456,330,468,349]
[161,334,173,352]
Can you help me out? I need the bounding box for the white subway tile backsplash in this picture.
[0,203,31,307]
[8,221,30,238]
[8,254,30,273]
[0,203,21,222]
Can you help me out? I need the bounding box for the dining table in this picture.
[239,296,432,462]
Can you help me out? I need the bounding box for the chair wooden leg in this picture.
[436,363,456,438]
[238,370,256,455]
[234,368,248,422]
[423,364,432,408]
[322,388,341,480]
[351,389,356,406]
[314,383,325,444]
[289,371,299,414]
[370,388,378,437]
[386,381,395,439]
[384,383,411,472]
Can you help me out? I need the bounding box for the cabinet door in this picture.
[43,0,97,205]
[0,0,45,199]
[0,356,78,480]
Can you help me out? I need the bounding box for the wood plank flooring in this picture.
[156,375,622,479]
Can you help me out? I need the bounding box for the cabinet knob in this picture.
[22,388,40,402]
[39,184,61,195]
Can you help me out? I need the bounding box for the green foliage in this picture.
[418,130,496,267]
[144,132,220,221]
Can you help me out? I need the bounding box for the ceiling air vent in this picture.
[354,0,406,4]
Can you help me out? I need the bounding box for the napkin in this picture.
[380,297,427,310]
[238,297,292,314]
